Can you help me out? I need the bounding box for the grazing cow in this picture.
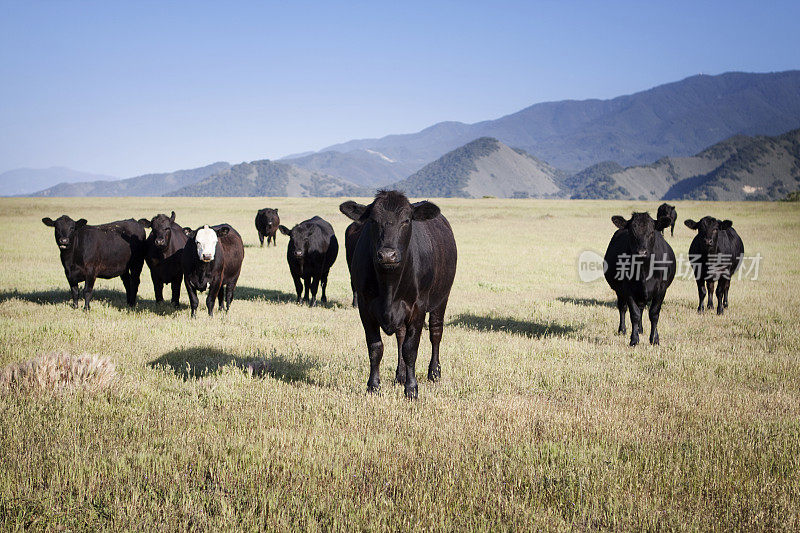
[684,217,745,315]
[342,219,365,307]
[138,211,188,307]
[604,212,676,346]
[255,208,280,247]
[278,217,338,306]
[340,190,457,399]
[181,224,244,317]
[42,215,146,310]
[657,203,677,237]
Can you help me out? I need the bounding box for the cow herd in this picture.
[41,196,745,399]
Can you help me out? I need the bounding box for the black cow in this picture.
[342,219,365,307]
[340,191,457,399]
[138,211,188,307]
[657,203,677,237]
[604,212,676,346]
[278,217,338,306]
[684,217,745,315]
[255,208,280,247]
[42,215,146,310]
[181,224,244,317]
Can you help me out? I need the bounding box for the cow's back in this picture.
[604,229,628,291]
[415,214,457,309]
[74,219,146,276]
[214,224,244,281]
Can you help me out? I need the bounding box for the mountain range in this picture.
[0,167,119,196]
[9,70,800,200]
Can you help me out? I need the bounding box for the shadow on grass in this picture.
[556,296,616,308]
[0,288,132,310]
[448,313,579,338]
[233,286,297,303]
[149,347,320,382]
[243,243,282,249]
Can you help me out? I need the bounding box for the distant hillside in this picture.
[172,160,367,197]
[319,71,800,175]
[571,129,800,201]
[393,137,564,198]
[1,167,119,196]
[282,149,417,187]
[31,163,231,197]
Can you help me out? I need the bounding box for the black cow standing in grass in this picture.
[657,203,677,237]
[342,219,365,307]
[278,217,338,306]
[604,212,676,346]
[685,217,745,315]
[255,208,280,247]
[340,191,457,399]
[138,211,188,308]
[182,224,244,317]
[42,215,146,310]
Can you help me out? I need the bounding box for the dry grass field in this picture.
[0,196,798,530]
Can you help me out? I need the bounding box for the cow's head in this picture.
[684,216,732,254]
[191,225,229,262]
[139,211,176,250]
[42,215,87,250]
[340,190,440,271]
[279,223,315,261]
[260,208,278,229]
[612,212,671,257]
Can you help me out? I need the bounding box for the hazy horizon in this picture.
[2,0,799,177]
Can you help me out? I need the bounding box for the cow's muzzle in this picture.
[376,248,401,268]
[201,254,213,262]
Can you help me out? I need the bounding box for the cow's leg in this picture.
[83,272,97,311]
[292,274,303,304]
[428,304,447,382]
[351,288,358,308]
[308,276,320,307]
[186,281,199,318]
[723,278,731,309]
[258,231,264,247]
[206,282,221,317]
[69,282,80,309]
[670,223,675,237]
[401,316,425,399]
[649,291,666,345]
[696,279,706,313]
[394,325,407,385]
[268,233,275,247]
[706,280,715,310]
[627,297,642,346]
[217,284,226,310]
[715,279,727,315]
[170,275,182,308]
[152,272,164,303]
[616,292,627,334]
[129,256,144,307]
[302,276,311,304]
[359,307,383,393]
[320,272,329,304]
[224,279,237,311]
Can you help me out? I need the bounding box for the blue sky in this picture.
[1,0,798,177]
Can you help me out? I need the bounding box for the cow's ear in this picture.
[719,219,733,230]
[278,225,291,236]
[170,211,176,223]
[183,227,194,237]
[75,219,87,228]
[42,217,55,227]
[138,218,151,228]
[412,201,440,221]
[655,216,672,231]
[339,201,368,221]
[611,216,627,229]
[215,226,230,237]
[684,219,698,230]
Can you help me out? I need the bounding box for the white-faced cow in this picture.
[657,203,677,237]
[684,216,745,314]
[604,212,676,346]
[42,215,146,310]
[138,211,188,307]
[181,224,244,317]
[278,217,338,307]
[255,208,280,247]
[340,190,457,399]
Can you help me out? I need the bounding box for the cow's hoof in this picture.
[697,307,704,314]
[650,336,659,345]
[427,368,440,382]
[394,371,406,385]
[404,384,418,400]
[617,326,626,335]
[367,382,381,394]
[629,337,639,347]
[717,308,724,316]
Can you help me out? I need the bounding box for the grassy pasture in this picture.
[0,196,798,530]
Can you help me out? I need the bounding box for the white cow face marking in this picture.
[196,225,218,262]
